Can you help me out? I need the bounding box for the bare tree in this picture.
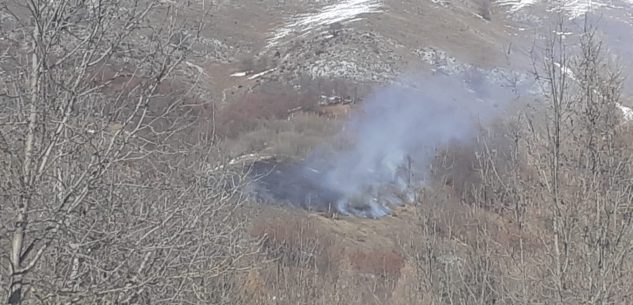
[0,1,258,304]
[524,17,633,305]
[405,17,633,305]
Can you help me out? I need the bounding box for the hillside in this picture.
[1,0,633,304]
[195,0,633,99]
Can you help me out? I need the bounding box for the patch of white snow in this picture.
[498,0,615,19]
[548,0,607,19]
[230,71,248,77]
[266,0,382,48]
[497,0,540,12]
[617,103,633,121]
[248,68,276,80]
[553,62,577,80]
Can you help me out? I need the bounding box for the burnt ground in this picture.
[245,158,345,214]
[243,156,419,218]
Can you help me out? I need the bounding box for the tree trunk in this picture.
[8,21,40,305]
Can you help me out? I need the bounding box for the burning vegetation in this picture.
[245,155,417,218]
[244,72,507,218]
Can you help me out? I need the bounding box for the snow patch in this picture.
[230,71,248,77]
[496,0,539,12]
[266,0,382,48]
[553,62,577,80]
[552,63,633,123]
[210,154,273,172]
[498,0,618,19]
[617,103,633,121]
[549,0,607,19]
[248,68,276,80]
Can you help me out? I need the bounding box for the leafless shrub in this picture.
[0,1,259,304]
[409,18,633,305]
[348,249,405,278]
[214,88,317,138]
[521,19,633,304]
[251,209,339,272]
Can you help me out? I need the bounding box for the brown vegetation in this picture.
[1,2,632,304]
[315,103,354,119]
[348,249,405,278]
[226,21,633,305]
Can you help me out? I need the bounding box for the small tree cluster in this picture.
[417,19,633,305]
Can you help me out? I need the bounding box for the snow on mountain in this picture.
[496,0,539,13]
[618,104,633,121]
[266,0,382,48]
[549,0,607,19]
[497,0,633,19]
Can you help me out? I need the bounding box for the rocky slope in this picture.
[193,0,633,107]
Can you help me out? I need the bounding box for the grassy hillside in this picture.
[1,0,633,304]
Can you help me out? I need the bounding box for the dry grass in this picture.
[348,249,405,278]
[241,195,545,305]
[214,90,315,138]
[244,206,413,304]
[212,78,362,140]
[223,99,633,305]
[217,112,342,158]
[250,208,341,273]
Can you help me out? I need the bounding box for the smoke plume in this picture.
[299,71,518,218]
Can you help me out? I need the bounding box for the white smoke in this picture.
[301,71,521,218]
